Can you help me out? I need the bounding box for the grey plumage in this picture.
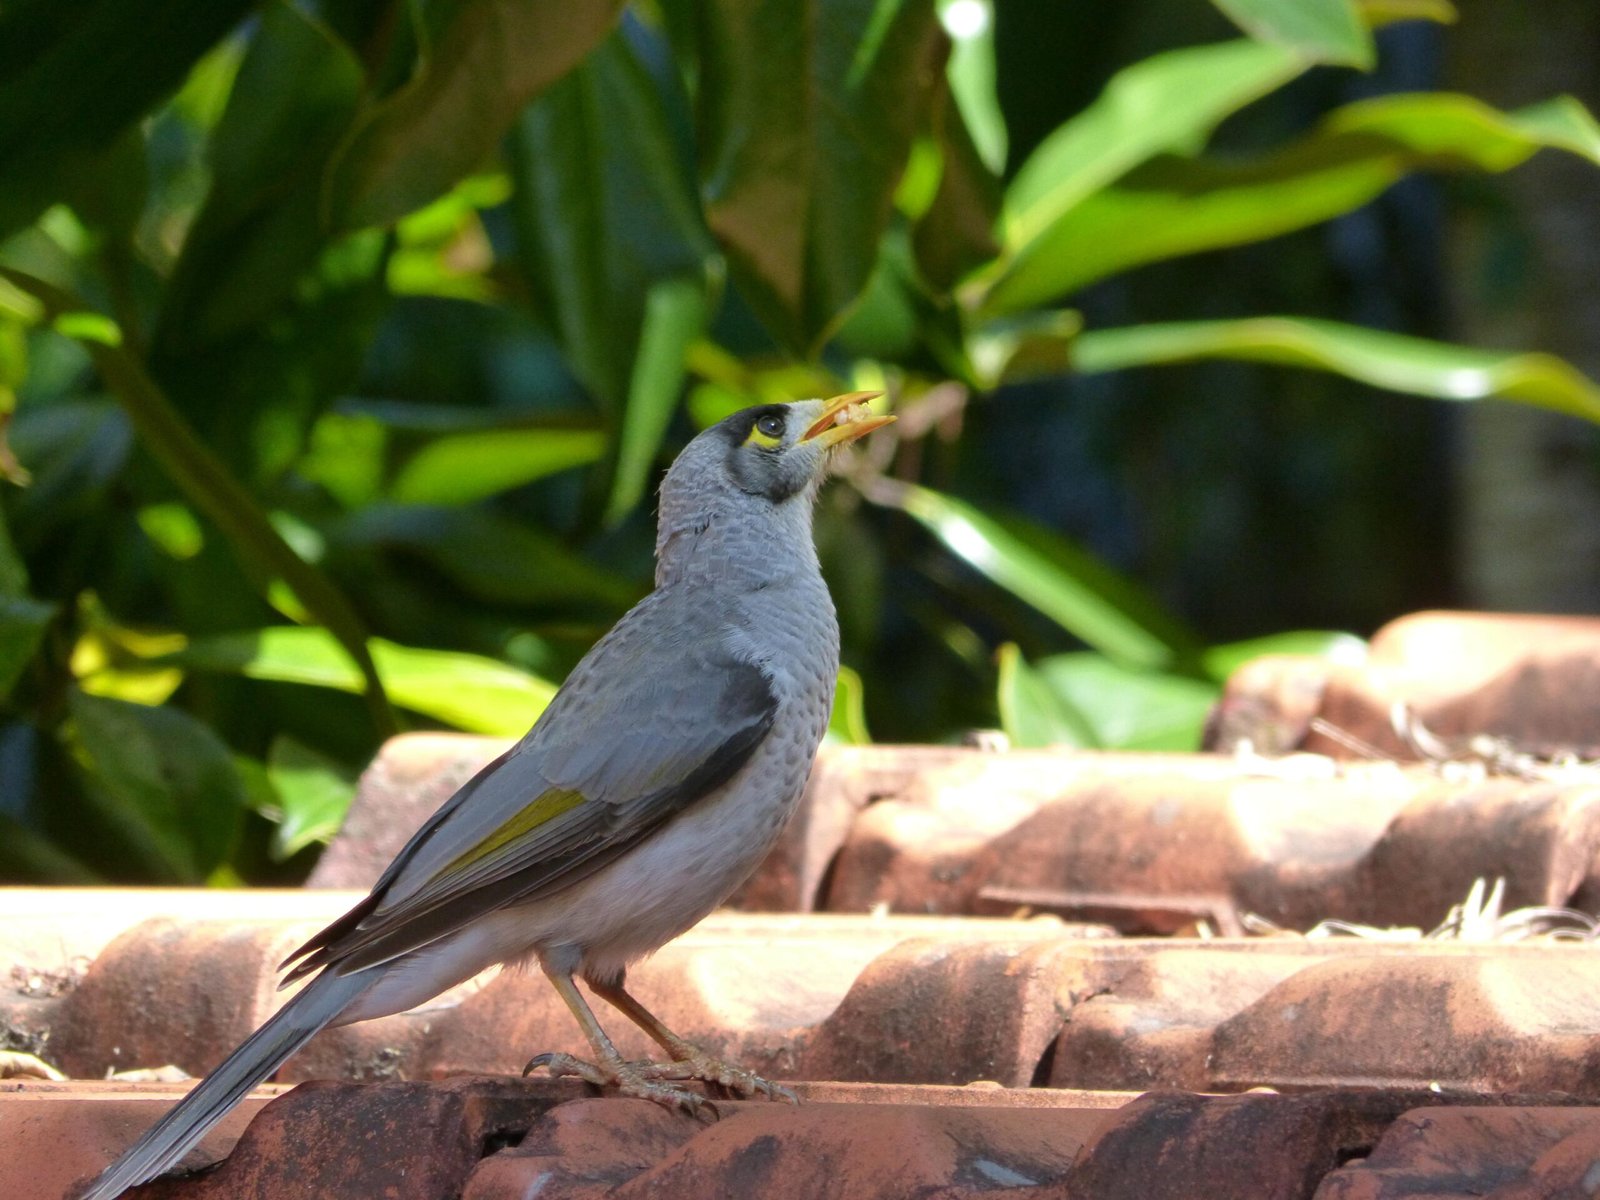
[80,395,890,1199]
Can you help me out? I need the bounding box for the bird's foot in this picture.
[523,1051,720,1118]
[630,1051,799,1104]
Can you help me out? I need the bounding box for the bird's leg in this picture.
[585,972,798,1104]
[524,965,717,1117]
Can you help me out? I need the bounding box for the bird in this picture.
[81,393,894,1199]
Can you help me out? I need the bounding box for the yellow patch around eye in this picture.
[744,425,782,449]
[443,787,585,874]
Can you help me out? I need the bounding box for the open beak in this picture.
[800,391,895,449]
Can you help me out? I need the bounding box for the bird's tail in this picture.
[78,969,371,1200]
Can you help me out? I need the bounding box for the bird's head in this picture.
[655,393,894,577]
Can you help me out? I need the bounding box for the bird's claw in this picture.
[522,1051,722,1119]
[635,1054,799,1104]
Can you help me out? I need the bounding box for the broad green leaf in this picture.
[996,642,1094,748]
[827,664,872,745]
[0,268,397,734]
[937,0,1006,173]
[912,88,1002,293]
[336,504,638,609]
[1210,0,1373,68]
[66,689,246,882]
[1072,317,1600,424]
[264,735,356,860]
[0,814,101,884]
[606,278,709,525]
[389,426,607,505]
[991,93,1600,308]
[697,0,943,350]
[1355,0,1457,24]
[1202,629,1367,682]
[170,626,555,736]
[508,27,712,415]
[1034,653,1219,750]
[867,479,1186,669]
[0,0,256,238]
[155,1,364,350]
[325,0,624,230]
[997,39,1306,258]
[0,594,54,699]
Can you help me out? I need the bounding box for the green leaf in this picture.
[389,426,607,505]
[697,0,944,350]
[0,814,102,884]
[605,278,709,524]
[1202,629,1367,682]
[170,626,555,736]
[155,1,364,350]
[336,504,638,609]
[937,0,1006,173]
[66,689,246,882]
[1072,317,1600,424]
[998,92,1600,305]
[1210,0,1373,68]
[996,642,1094,748]
[507,27,712,415]
[0,267,397,734]
[0,0,257,237]
[827,664,872,745]
[325,0,624,230]
[866,479,1188,669]
[1033,653,1219,750]
[997,39,1306,262]
[0,593,55,699]
[264,735,356,860]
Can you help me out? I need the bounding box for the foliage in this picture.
[1,0,1597,882]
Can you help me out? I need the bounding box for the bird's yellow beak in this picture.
[800,391,895,449]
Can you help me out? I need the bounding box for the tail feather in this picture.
[79,970,370,1200]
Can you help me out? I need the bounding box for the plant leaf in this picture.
[1202,629,1367,682]
[605,277,708,525]
[1072,316,1600,424]
[264,735,356,860]
[1034,652,1219,750]
[0,267,397,734]
[169,626,555,736]
[996,642,1094,748]
[696,0,944,350]
[992,92,1600,305]
[66,689,246,882]
[0,0,256,238]
[507,24,711,415]
[866,479,1189,670]
[388,426,607,505]
[325,0,624,230]
[1210,0,1373,68]
[996,39,1306,263]
[827,664,872,745]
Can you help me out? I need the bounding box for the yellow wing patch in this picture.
[443,787,585,875]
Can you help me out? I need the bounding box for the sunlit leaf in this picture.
[66,689,246,882]
[996,642,1093,748]
[997,39,1306,259]
[1202,629,1367,682]
[827,664,872,745]
[867,479,1189,669]
[264,735,356,859]
[1034,653,1219,750]
[937,0,1006,173]
[1210,0,1373,68]
[605,277,708,525]
[169,626,555,736]
[1073,317,1600,424]
[697,0,943,350]
[326,0,624,230]
[993,92,1600,305]
[389,426,607,505]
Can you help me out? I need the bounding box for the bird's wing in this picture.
[282,594,776,980]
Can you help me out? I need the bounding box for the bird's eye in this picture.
[755,414,785,440]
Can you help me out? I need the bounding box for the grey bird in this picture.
[81,393,893,1199]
